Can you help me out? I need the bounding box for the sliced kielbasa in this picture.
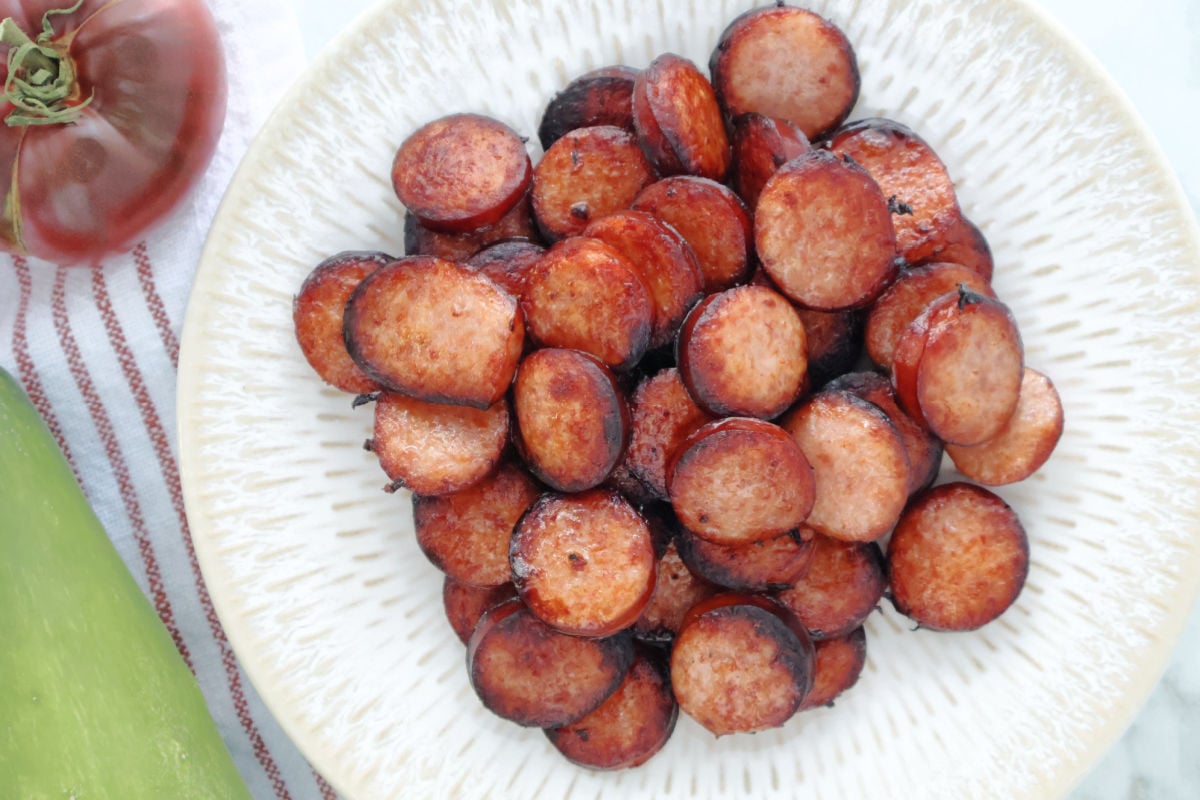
[625,367,716,500]
[537,65,639,151]
[633,53,731,181]
[463,238,546,301]
[798,626,867,710]
[676,527,816,593]
[442,578,518,645]
[403,194,539,263]
[772,534,887,640]
[633,538,720,645]
[729,112,811,210]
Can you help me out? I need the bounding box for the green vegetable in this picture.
[0,367,251,799]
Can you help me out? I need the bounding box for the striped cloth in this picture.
[0,2,338,798]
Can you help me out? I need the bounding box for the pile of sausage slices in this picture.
[292,4,1064,770]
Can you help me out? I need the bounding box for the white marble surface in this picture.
[284,1,1199,797]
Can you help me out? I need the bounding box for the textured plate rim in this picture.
[177,0,1200,797]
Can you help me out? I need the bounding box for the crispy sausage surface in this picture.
[887,483,1029,631]
[781,390,909,542]
[676,527,815,593]
[756,149,898,311]
[512,348,629,493]
[442,578,518,645]
[632,176,753,292]
[671,595,814,736]
[710,6,859,139]
[633,53,731,181]
[531,125,656,241]
[403,194,538,263]
[583,210,704,349]
[370,392,509,496]
[537,65,639,151]
[946,368,1063,485]
[798,626,867,710]
[772,534,887,639]
[463,238,546,300]
[827,118,961,262]
[413,461,542,587]
[668,418,815,545]
[625,368,716,500]
[546,649,678,770]
[633,539,720,645]
[511,489,657,637]
[293,250,392,394]
[906,215,995,283]
[729,112,811,210]
[795,305,864,388]
[864,262,994,370]
[677,285,809,419]
[392,113,532,233]
[467,599,633,728]
[345,256,524,408]
[522,237,653,370]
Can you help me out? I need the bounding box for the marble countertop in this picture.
[286,1,1199,797]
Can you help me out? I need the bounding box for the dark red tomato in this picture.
[0,0,227,266]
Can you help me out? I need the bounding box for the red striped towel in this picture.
[0,2,339,798]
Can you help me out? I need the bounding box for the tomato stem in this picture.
[0,0,94,127]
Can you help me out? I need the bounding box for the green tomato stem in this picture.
[0,0,93,127]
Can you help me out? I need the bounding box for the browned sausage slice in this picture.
[369,391,510,496]
[413,461,543,587]
[772,534,887,640]
[537,65,639,151]
[633,53,731,181]
[826,118,961,263]
[825,371,944,496]
[668,417,815,545]
[403,194,538,263]
[905,214,995,283]
[345,256,524,408]
[946,368,1064,485]
[671,594,815,736]
[293,250,392,394]
[676,527,815,592]
[632,176,754,292]
[521,237,653,370]
[511,489,657,637]
[756,150,899,311]
[467,599,633,727]
[795,306,864,388]
[583,210,705,349]
[864,262,995,371]
[887,483,1029,631]
[625,367,716,500]
[780,390,909,542]
[710,6,859,140]
[677,285,808,419]
[463,238,546,300]
[442,578,518,645]
[392,113,532,233]
[531,125,656,241]
[798,626,867,710]
[546,648,678,770]
[905,288,1025,446]
[633,538,720,645]
[512,348,629,493]
[729,113,811,210]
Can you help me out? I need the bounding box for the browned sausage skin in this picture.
[442,578,518,645]
[677,284,809,419]
[467,599,634,728]
[798,626,867,710]
[546,648,678,770]
[463,238,546,301]
[676,527,816,593]
[293,250,392,394]
[633,538,720,645]
[538,65,640,151]
[392,113,533,234]
[729,112,811,210]
[888,482,1029,631]
[344,256,524,408]
[633,53,731,181]
[756,149,899,311]
[668,417,816,546]
[671,594,815,736]
[773,533,887,640]
[624,367,716,500]
[403,194,539,263]
[512,348,630,493]
[511,489,657,637]
[413,461,542,587]
[710,5,860,140]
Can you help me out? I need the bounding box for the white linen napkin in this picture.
[0,2,339,798]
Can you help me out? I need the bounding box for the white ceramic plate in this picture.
[178,0,1200,797]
